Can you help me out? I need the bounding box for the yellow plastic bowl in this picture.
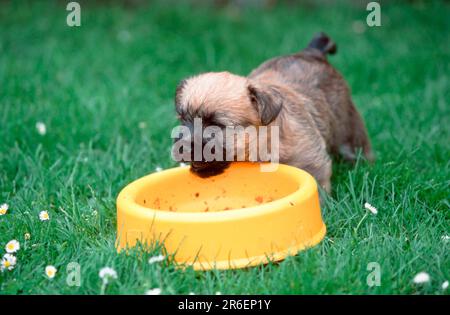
[116,162,326,270]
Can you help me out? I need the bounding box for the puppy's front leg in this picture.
[299,156,332,193]
[282,138,332,193]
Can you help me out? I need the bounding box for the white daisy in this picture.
[138,121,147,129]
[99,267,117,284]
[36,122,47,136]
[442,281,449,290]
[5,240,20,253]
[441,235,450,242]
[413,272,430,284]
[39,210,50,221]
[45,265,57,279]
[0,203,9,215]
[364,202,378,215]
[155,166,163,172]
[1,254,17,271]
[145,288,162,295]
[148,255,165,264]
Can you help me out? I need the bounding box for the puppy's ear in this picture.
[248,84,283,125]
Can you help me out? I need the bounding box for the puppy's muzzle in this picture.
[190,139,230,178]
[173,137,230,178]
[173,121,231,178]
[190,159,230,178]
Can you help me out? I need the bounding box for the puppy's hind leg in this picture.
[340,102,375,163]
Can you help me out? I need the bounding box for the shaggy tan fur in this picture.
[175,33,373,191]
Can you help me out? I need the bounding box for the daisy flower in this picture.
[413,272,430,284]
[145,288,162,295]
[45,265,57,279]
[138,121,147,129]
[35,122,47,136]
[0,203,9,215]
[148,255,165,264]
[364,202,378,215]
[99,267,117,284]
[5,240,20,253]
[1,254,17,271]
[39,210,50,221]
[442,281,449,290]
[155,166,163,172]
[441,235,449,242]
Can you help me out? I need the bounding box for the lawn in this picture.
[0,0,448,294]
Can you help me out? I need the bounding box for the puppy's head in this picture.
[174,71,282,177]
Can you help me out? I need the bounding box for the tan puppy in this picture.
[174,33,373,192]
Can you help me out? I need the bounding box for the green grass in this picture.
[0,0,449,294]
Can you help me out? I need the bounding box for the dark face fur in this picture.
[173,71,282,177]
[174,104,231,177]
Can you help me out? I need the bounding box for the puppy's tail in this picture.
[307,32,337,56]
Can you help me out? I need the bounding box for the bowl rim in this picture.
[116,162,318,223]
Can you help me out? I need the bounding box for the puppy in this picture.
[174,33,373,192]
